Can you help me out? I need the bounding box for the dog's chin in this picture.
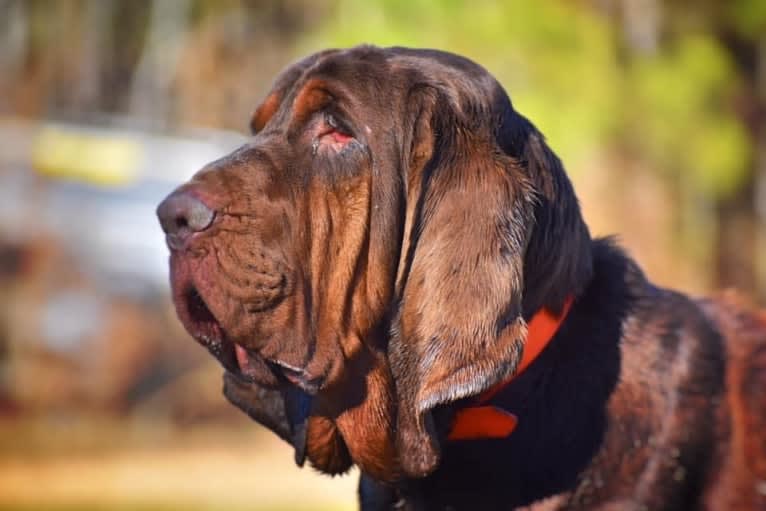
[169,265,277,389]
[222,372,292,439]
[223,368,315,468]
[171,279,317,466]
[169,256,326,395]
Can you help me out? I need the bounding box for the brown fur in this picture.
[158,46,766,509]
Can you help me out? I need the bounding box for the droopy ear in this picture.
[389,87,536,477]
[250,91,281,134]
[498,109,593,318]
[389,84,593,478]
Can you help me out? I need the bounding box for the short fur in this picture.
[158,46,766,510]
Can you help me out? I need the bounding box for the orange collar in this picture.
[448,296,574,441]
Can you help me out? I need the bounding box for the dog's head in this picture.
[157,46,592,480]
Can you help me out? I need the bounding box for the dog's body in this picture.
[362,241,766,510]
[157,46,766,510]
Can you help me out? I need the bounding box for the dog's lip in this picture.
[271,359,321,392]
[234,344,265,381]
[234,343,320,394]
[171,262,319,393]
[178,288,254,380]
[170,272,239,375]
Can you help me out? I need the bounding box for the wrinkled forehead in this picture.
[251,47,393,134]
[250,46,499,137]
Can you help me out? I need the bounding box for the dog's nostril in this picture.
[175,215,189,230]
[156,190,215,246]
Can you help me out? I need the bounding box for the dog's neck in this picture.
[412,239,639,508]
[447,295,574,441]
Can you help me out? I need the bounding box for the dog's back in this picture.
[699,293,766,509]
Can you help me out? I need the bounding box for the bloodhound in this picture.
[157,46,766,510]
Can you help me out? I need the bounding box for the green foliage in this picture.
[627,35,751,197]
[299,0,620,173]
[298,0,755,200]
[727,0,766,38]
[13,0,759,202]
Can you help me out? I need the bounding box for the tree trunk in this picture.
[128,0,192,127]
[714,184,758,295]
[754,37,766,304]
[715,30,766,303]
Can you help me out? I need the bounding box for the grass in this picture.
[0,505,344,511]
[0,416,357,511]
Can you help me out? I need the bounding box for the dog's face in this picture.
[163,49,398,392]
[157,46,592,481]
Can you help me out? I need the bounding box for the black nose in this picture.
[157,189,215,250]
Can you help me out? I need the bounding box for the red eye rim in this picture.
[325,130,353,144]
[314,113,355,151]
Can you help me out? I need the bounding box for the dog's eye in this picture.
[325,113,353,141]
[327,113,340,130]
[316,113,354,151]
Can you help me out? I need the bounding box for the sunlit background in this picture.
[0,1,764,510]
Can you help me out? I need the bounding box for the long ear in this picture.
[390,84,592,478]
[498,107,593,317]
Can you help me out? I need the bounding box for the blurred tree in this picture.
[128,0,192,125]
[705,0,766,302]
[0,0,314,127]
[305,0,766,298]
[100,0,152,113]
[613,0,766,299]
[1,0,764,300]
[301,0,621,170]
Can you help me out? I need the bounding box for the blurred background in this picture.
[0,0,764,509]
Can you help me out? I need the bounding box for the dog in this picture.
[157,46,766,510]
